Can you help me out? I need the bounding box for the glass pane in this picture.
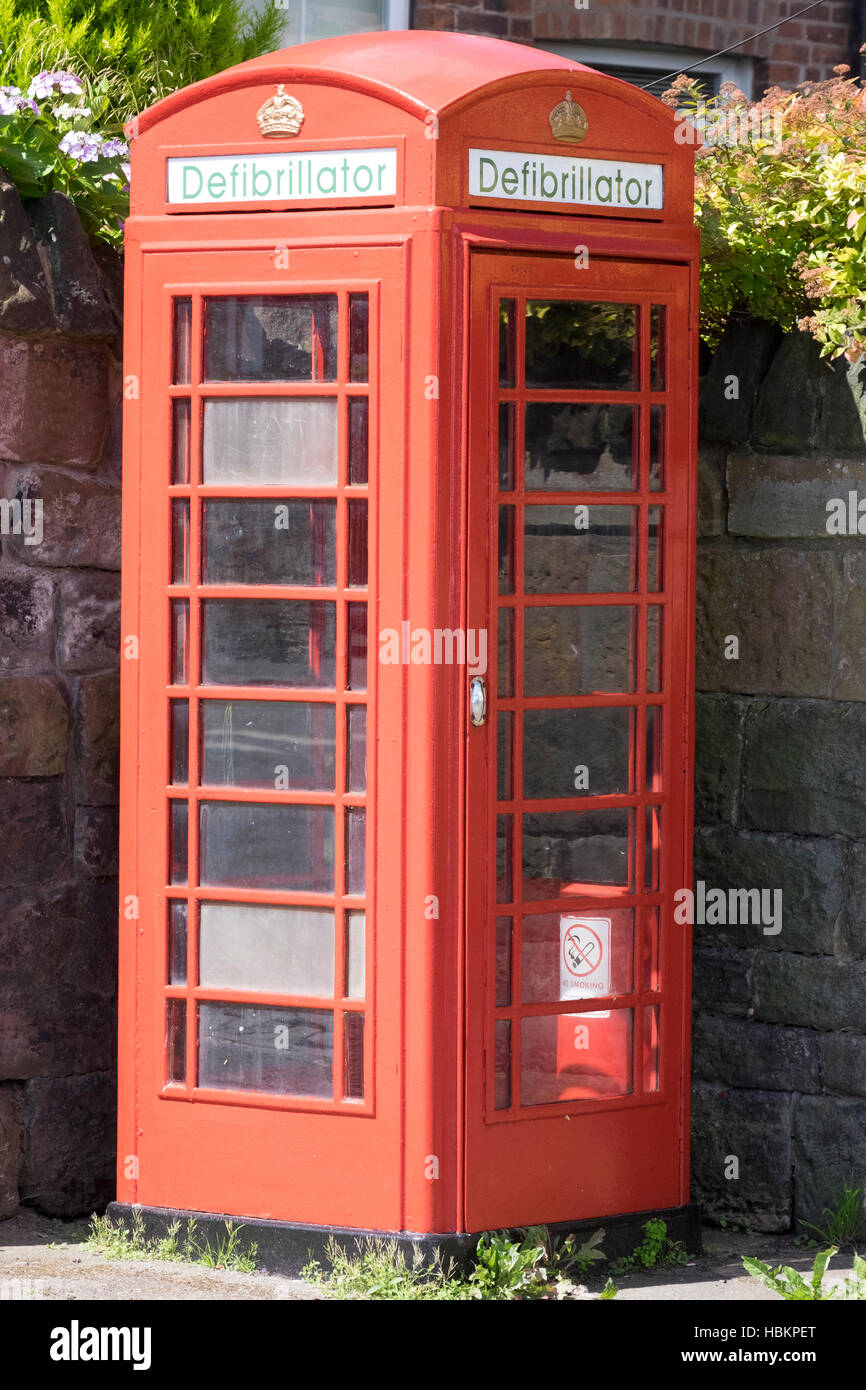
[650,306,666,391]
[169,800,188,885]
[497,608,514,698]
[349,294,369,382]
[170,600,189,684]
[345,911,365,999]
[199,1002,333,1097]
[170,700,189,784]
[498,505,514,595]
[199,801,334,892]
[643,1005,660,1092]
[347,603,367,691]
[646,706,662,793]
[346,808,365,895]
[521,1009,633,1104]
[525,404,636,491]
[497,711,513,801]
[346,704,367,792]
[522,908,634,1004]
[168,901,188,986]
[650,406,665,491]
[348,397,369,485]
[202,699,335,789]
[348,500,368,587]
[524,504,637,594]
[171,500,190,585]
[199,902,334,996]
[645,805,661,890]
[171,398,191,485]
[166,1000,186,1083]
[525,301,637,390]
[498,402,514,490]
[202,398,338,486]
[522,809,634,900]
[648,506,663,592]
[494,1019,511,1110]
[647,606,662,693]
[202,600,336,688]
[499,298,515,388]
[203,500,336,586]
[172,298,192,386]
[524,605,636,696]
[496,814,513,904]
[644,907,660,992]
[344,1012,365,1100]
[204,295,337,381]
[523,707,634,799]
[495,917,512,1006]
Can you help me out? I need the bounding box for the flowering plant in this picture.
[666,62,866,359]
[0,68,128,245]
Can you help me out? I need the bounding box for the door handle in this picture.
[469,676,487,726]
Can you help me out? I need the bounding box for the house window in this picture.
[259,0,410,46]
[542,43,755,101]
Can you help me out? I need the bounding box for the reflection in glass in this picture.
[168,901,188,986]
[495,1019,511,1110]
[171,399,191,484]
[498,608,514,698]
[199,902,334,996]
[524,605,636,696]
[498,505,514,595]
[347,603,367,691]
[499,298,516,387]
[345,911,365,999]
[169,800,188,885]
[203,500,336,586]
[497,711,513,801]
[349,294,369,382]
[199,801,334,892]
[202,600,336,687]
[525,301,637,390]
[348,500,368,587]
[348,397,369,485]
[645,805,661,890]
[523,707,634,799]
[525,404,636,491]
[172,298,192,386]
[522,908,634,1004]
[524,504,637,593]
[202,398,338,486]
[521,1009,633,1104]
[496,814,513,904]
[166,999,186,1083]
[495,917,512,1006]
[346,704,367,792]
[171,600,189,685]
[650,405,665,490]
[344,1012,365,1100]
[644,906,660,992]
[650,305,666,390]
[498,402,514,490]
[201,699,335,788]
[646,706,662,794]
[199,1002,333,1097]
[346,808,366,895]
[204,295,337,381]
[522,808,634,898]
[171,500,190,585]
[170,700,189,785]
[648,506,664,592]
[643,1004,660,1092]
[647,606,662,693]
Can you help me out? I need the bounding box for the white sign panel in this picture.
[166,147,398,205]
[560,913,611,1019]
[468,147,664,211]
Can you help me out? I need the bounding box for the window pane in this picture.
[170,700,189,785]
[644,906,660,992]
[204,296,337,382]
[169,800,188,885]
[199,1002,333,1097]
[645,805,662,890]
[202,500,336,587]
[498,607,514,698]
[348,500,368,587]
[496,814,513,904]
[650,305,666,391]
[168,901,188,986]
[524,605,636,696]
[347,603,367,691]
[201,699,335,789]
[646,706,662,793]
[523,707,634,799]
[199,801,334,892]
[346,704,367,792]
[202,600,336,687]
[648,506,664,592]
[495,1019,511,1110]
[345,911,365,998]
[497,711,513,801]
[498,505,514,595]
[498,402,514,490]
[650,406,665,491]
[199,902,334,996]
[171,399,191,485]
[522,908,634,1004]
[170,600,189,685]
[202,398,338,486]
[171,500,190,585]
[643,1004,660,1092]
[346,807,365,895]
[525,301,637,390]
[525,404,636,491]
[499,299,516,388]
[525,504,637,593]
[344,1012,365,1100]
[348,397,369,485]
[495,917,512,1006]
[166,1000,186,1083]
[349,294,369,382]
[522,809,634,899]
[521,1010,633,1104]
[172,298,192,386]
[647,606,662,693]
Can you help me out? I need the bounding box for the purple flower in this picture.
[0,85,38,116]
[59,129,103,162]
[28,70,83,100]
[100,137,129,160]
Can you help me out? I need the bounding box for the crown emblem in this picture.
[257,85,304,138]
[549,91,588,144]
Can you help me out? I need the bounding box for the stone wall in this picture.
[692,319,866,1235]
[0,172,121,1217]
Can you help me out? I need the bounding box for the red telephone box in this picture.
[115,30,699,1260]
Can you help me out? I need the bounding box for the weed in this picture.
[798,1177,862,1251]
[743,1248,866,1300]
[85,1212,257,1272]
[611,1218,689,1276]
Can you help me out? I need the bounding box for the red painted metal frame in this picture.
[119,31,697,1235]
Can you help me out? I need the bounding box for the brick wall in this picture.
[0,173,121,1218]
[413,0,862,90]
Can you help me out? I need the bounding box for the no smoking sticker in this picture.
[560,914,611,1017]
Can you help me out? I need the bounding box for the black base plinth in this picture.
[106,1200,702,1279]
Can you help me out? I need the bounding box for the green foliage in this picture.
[0,0,285,126]
[302,1237,474,1301]
[743,1248,866,1300]
[798,1177,863,1250]
[666,66,866,358]
[86,1211,257,1272]
[612,1217,689,1275]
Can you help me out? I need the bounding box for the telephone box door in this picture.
[465,251,695,1231]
